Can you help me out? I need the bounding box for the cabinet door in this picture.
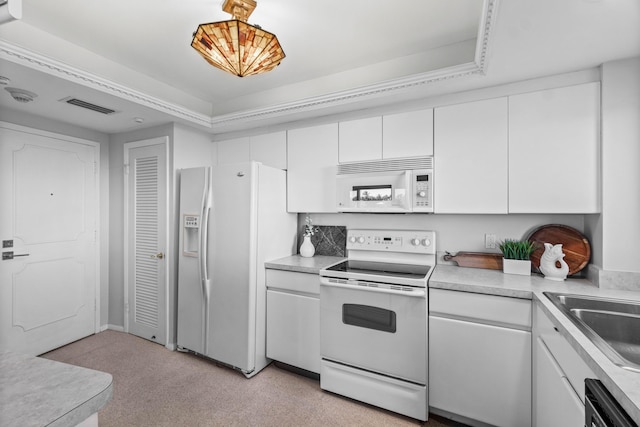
[266,290,320,373]
[534,305,595,402]
[534,337,585,427]
[216,137,251,164]
[287,123,339,213]
[338,117,382,163]
[383,109,434,158]
[509,82,600,213]
[251,131,287,170]
[429,316,531,427]
[434,98,508,213]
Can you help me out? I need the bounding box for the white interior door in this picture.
[125,138,168,345]
[0,124,98,356]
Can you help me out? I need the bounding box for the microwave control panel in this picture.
[412,169,433,212]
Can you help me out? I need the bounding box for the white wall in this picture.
[305,213,584,258]
[0,109,112,328]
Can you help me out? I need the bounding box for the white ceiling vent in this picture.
[60,97,118,115]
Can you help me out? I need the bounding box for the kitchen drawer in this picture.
[429,288,531,330]
[535,304,595,402]
[265,269,320,295]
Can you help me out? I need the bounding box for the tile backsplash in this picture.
[300,225,347,257]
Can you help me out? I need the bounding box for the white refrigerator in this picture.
[177,162,297,378]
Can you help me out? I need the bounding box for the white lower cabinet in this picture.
[533,304,595,427]
[266,269,320,374]
[429,289,532,427]
[534,337,584,427]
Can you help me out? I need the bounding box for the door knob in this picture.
[151,252,164,259]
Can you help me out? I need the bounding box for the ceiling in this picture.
[0,0,639,136]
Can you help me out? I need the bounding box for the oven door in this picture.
[320,277,427,384]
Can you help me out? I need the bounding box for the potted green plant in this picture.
[498,239,537,276]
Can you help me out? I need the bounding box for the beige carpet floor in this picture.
[42,330,466,427]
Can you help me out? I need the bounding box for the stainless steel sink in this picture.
[544,292,640,373]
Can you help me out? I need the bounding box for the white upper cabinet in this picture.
[250,131,287,170]
[338,117,382,163]
[287,123,339,213]
[382,108,434,159]
[508,82,600,213]
[434,98,508,213]
[433,83,600,214]
[216,136,250,164]
[337,109,434,163]
[216,131,287,170]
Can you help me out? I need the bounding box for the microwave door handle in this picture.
[320,279,426,298]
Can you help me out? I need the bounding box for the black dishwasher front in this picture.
[585,379,637,427]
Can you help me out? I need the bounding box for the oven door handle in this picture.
[320,278,426,298]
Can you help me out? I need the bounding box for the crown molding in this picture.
[474,0,499,73]
[0,41,212,128]
[209,0,499,129]
[0,0,498,132]
[209,61,484,128]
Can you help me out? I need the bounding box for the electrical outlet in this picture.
[485,233,497,249]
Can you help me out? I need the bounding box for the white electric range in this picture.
[319,229,436,421]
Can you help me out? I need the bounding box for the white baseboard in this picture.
[105,324,125,332]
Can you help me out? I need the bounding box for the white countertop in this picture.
[0,351,113,427]
[431,264,640,423]
[265,255,345,275]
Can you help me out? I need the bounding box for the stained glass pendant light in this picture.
[191,0,285,77]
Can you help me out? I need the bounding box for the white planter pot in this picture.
[300,235,315,258]
[502,259,531,276]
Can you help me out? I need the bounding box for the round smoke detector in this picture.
[5,87,38,103]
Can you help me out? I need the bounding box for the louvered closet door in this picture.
[126,139,167,345]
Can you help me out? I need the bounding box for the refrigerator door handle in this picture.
[200,205,211,296]
[199,173,211,299]
[199,170,212,354]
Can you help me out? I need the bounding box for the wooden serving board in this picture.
[443,252,503,270]
[526,224,591,276]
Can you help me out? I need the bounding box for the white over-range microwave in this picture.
[336,157,433,213]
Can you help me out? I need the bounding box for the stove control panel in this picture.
[346,229,436,254]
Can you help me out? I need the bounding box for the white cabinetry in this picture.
[429,289,532,427]
[533,304,595,427]
[216,131,287,170]
[432,82,600,213]
[266,269,320,374]
[509,82,600,213]
[434,97,508,213]
[287,123,339,213]
[337,109,433,163]
[382,109,433,159]
[338,117,382,163]
[250,131,287,170]
[216,136,250,164]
